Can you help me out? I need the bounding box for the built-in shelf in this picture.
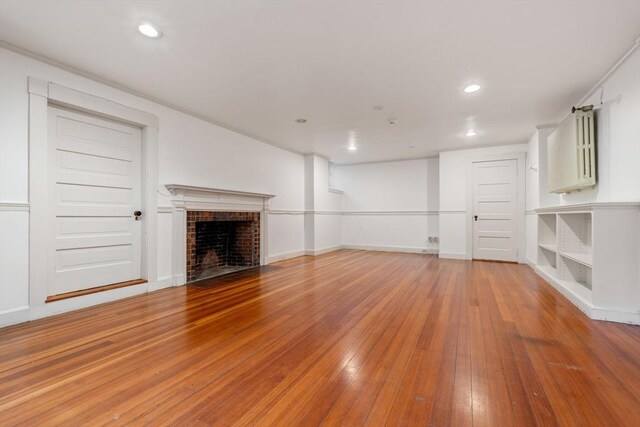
[537,264,557,278]
[559,251,593,267]
[533,203,640,325]
[538,243,557,253]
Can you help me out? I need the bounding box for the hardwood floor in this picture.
[1,250,639,426]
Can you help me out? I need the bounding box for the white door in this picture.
[472,159,518,262]
[47,106,143,297]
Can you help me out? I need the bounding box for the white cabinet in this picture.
[534,203,639,324]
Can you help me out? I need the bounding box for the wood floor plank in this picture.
[1,250,639,426]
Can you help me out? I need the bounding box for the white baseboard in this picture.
[305,245,343,256]
[29,283,150,321]
[265,249,306,264]
[174,273,186,286]
[0,305,30,328]
[0,280,171,328]
[343,244,438,255]
[438,252,468,260]
[591,307,640,324]
[152,275,175,290]
[533,265,640,325]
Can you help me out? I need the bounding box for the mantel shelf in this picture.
[165,184,276,199]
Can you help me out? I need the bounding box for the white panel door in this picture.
[472,159,518,262]
[47,106,142,296]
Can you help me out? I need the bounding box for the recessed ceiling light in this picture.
[464,84,481,93]
[138,23,162,39]
[387,118,398,125]
[295,118,307,123]
[466,130,478,137]
[373,105,384,110]
[348,145,357,151]
[409,145,415,149]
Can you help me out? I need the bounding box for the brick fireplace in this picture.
[166,184,275,286]
[186,211,260,282]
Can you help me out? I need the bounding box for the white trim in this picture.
[268,209,306,215]
[536,201,640,214]
[343,244,438,254]
[342,210,439,216]
[525,210,537,215]
[27,77,159,319]
[328,187,344,194]
[0,306,30,328]
[534,264,593,316]
[166,184,274,284]
[267,209,440,216]
[438,210,466,214]
[0,202,30,212]
[532,265,639,325]
[337,155,439,167]
[305,245,343,256]
[165,184,275,199]
[465,151,526,263]
[265,249,306,264]
[30,283,150,320]
[439,252,468,260]
[308,210,342,215]
[154,275,175,290]
[157,206,173,214]
[590,307,640,325]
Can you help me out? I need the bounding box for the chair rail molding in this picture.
[0,202,30,212]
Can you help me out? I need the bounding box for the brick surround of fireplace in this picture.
[186,211,260,282]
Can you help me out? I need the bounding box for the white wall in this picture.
[0,47,306,323]
[525,131,540,265]
[526,47,640,260]
[559,47,640,206]
[439,143,528,259]
[525,127,556,264]
[303,154,343,253]
[334,158,439,253]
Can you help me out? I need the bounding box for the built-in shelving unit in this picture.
[533,203,640,325]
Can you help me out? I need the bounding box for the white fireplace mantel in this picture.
[166,184,275,211]
[165,184,276,286]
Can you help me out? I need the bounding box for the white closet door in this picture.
[47,106,142,296]
[472,159,518,262]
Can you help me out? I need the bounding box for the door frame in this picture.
[465,151,526,263]
[28,77,159,318]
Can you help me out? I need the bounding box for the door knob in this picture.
[474,215,478,221]
[134,211,142,221]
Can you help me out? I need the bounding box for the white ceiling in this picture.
[1,1,639,164]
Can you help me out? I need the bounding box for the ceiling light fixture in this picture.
[348,145,357,151]
[466,130,478,137]
[295,118,307,123]
[464,84,481,93]
[138,23,162,38]
[373,105,384,110]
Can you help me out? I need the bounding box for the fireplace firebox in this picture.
[186,211,260,282]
